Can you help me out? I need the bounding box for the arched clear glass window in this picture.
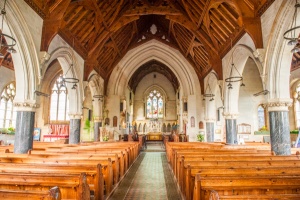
[295,85,300,128]
[50,75,69,121]
[146,90,164,119]
[0,82,16,128]
[257,104,265,129]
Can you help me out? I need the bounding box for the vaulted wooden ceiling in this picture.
[24,0,274,91]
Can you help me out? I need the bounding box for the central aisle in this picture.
[108,149,181,200]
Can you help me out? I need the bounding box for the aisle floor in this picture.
[108,142,181,200]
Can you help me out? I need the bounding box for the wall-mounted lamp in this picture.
[34,90,50,97]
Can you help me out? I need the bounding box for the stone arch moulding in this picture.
[108,39,200,99]
[88,72,104,119]
[45,45,83,116]
[7,1,40,104]
[223,43,263,115]
[264,0,294,100]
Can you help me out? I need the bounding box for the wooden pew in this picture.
[185,165,300,200]
[174,150,273,179]
[0,163,103,200]
[175,153,296,181]
[23,151,121,186]
[180,156,300,199]
[28,149,129,177]
[0,155,114,196]
[165,142,300,200]
[193,175,300,200]
[0,172,89,200]
[30,149,127,176]
[0,142,139,198]
[0,186,61,200]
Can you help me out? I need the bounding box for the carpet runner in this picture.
[108,147,181,200]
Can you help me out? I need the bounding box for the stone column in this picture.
[224,113,238,145]
[69,114,81,144]
[206,121,215,142]
[93,117,102,142]
[13,102,38,154]
[268,100,292,155]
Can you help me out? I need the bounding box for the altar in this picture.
[146,132,163,141]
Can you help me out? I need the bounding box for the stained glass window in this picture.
[146,90,164,119]
[50,75,69,121]
[0,82,16,128]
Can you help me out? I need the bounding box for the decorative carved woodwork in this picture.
[24,0,274,85]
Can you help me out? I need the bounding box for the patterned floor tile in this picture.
[108,143,181,200]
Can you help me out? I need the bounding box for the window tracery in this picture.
[0,82,16,128]
[257,104,266,130]
[146,90,164,119]
[50,75,69,122]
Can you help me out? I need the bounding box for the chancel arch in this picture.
[107,40,202,135]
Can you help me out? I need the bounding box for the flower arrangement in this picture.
[259,126,268,131]
[102,128,109,141]
[7,127,15,135]
[0,128,8,134]
[103,136,109,141]
[197,132,204,142]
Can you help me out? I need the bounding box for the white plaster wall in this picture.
[0,68,15,91]
[105,94,121,134]
[187,94,198,141]
[237,58,265,142]
[261,0,283,48]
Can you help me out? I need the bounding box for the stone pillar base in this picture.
[225,119,237,145]
[269,111,291,155]
[206,122,214,142]
[14,111,35,154]
[69,119,81,144]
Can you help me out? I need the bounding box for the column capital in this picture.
[267,98,292,112]
[13,101,39,112]
[94,116,103,122]
[205,119,215,122]
[253,48,265,63]
[69,113,82,119]
[223,112,238,119]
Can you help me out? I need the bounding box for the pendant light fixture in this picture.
[0,0,16,59]
[225,39,245,89]
[203,75,215,101]
[284,0,300,50]
[63,38,79,89]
